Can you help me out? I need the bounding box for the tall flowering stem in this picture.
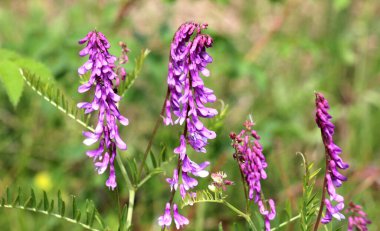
[77,30,129,190]
[346,202,371,231]
[314,93,349,230]
[158,22,217,230]
[230,120,276,231]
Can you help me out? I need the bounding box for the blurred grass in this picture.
[0,0,379,230]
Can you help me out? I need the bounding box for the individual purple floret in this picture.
[230,120,276,230]
[160,22,217,230]
[258,199,276,231]
[173,204,189,229]
[346,202,371,231]
[158,203,188,230]
[77,30,129,190]
[158,203,172,228]
[315,93,349,223]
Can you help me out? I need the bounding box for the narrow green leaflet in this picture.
[298,153,321,231]
[181,190,224,208]
[0,60,24,107]
[20,69,90,129]
[118,204,128,231]
[219,222,224,231]
[208,100,229,131]
[0,187,108,231]
[118,49,150,97]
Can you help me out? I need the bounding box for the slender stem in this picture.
[313,157,328,231]
[116,153,133,188]
[238,165,250,213]
[184,198,257,231]
[223,201,257,231]
[126,189,136,230]
[136,169,164,188]
[116,188,121,219]
[270,214,301,231]
[137,88,170,181]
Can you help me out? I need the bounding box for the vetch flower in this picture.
[315,93,349,223]
[159,22,217,230]
[209,171,234,191]
[230,119,276,230]
[346,202,371,231]
[230,120,268,202]
[173,204,189,229]
[166,169,179,191]
[163,22,217,153]
[158,203,172,228]
[77,30,129,190]
[258,199,276,231]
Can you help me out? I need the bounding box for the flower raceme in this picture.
[158,203,189,230]
[346,202,371,231]
[315,93,349,223]
[159,22,217,230]
[230,120,276,231]
[77,30,129,190]
[163,22,217,153]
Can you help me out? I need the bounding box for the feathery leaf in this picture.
[298,153,321,231]
[0,187,109,231]
[20,69,92,130]
[119,49,150,97]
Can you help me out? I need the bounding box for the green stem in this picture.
[270,214,301,231]
[116,154,133,188]
[222,201,257,231]
[314,157,328,231]
[137,88,170,181]
[126,189,136,230]
[238,166,250,213]
[186,198,257,231]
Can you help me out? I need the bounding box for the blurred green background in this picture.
[0,0,379,230]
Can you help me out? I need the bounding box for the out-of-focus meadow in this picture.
[0,0,379,230]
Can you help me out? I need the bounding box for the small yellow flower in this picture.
[34,171,52,191]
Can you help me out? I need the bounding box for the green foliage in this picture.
[208,100,229,131]
[181,190,225,208]
[218,221,224,231]
[0,48,53,82]
[0,60,24,107]
[298,153,321,231]
[0,48,54,107]
[118,49,150,97]
[1,1,379,229]
[118,204,128,231]
[0,187,108,231]
[21,69,91,129]
[136,144,174,188]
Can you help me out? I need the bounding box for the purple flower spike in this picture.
[346,202,371,231]
[163,22,217,152]
[158,203,172,228]
[231,120,269,202]
[231,120,276,230]
[160,22,217,230]
[77,30,129,190]
[315,93,349,223]
[173,204,189,229]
